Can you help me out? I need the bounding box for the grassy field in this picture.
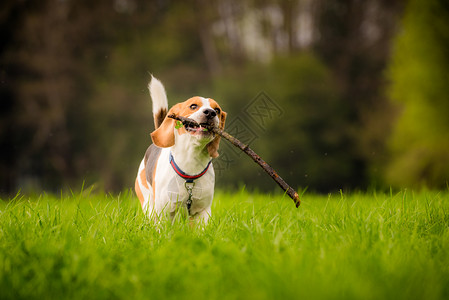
[0,189,448,300]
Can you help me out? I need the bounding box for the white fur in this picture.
[150,148,214,222]
[148,75,168,115]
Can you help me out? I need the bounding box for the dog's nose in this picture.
[203,108,216,119]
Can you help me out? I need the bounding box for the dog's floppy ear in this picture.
[207,111,227,158]
[151,103,183,148]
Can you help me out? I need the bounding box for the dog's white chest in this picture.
[167,176,203,203]
[166,170,215,215]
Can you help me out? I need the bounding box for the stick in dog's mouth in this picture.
[170,114,208,129]
[167,113,301,208]
[186,123,209,133]
[187,123,210,130]
[170,114,213,135]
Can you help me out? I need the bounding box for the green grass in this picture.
[1,189,448,300]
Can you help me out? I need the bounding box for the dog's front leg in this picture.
[192,207,211,225]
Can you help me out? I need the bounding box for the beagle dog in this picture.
[135,76,227,224]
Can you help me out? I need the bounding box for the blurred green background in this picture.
[1,0,448,194]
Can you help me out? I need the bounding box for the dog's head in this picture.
[151,97,227,158]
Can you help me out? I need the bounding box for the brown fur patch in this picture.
[144,144,162,186]
[135,179,144,207]
[154,108,167,129]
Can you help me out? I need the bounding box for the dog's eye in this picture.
[190,104,198,110]
[214,108,221,115]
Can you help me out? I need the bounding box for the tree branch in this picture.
[168,114,300,208]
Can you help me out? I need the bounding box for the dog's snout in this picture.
[203,108,216,119]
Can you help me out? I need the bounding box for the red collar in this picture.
[169,152,212,183]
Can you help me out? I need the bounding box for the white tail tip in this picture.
[148,75,168,114]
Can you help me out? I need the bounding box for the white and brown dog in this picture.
[135,76,226,224]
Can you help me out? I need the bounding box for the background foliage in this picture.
[1,0,448,193]
[386,0,449,188]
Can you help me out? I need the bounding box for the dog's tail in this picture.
[148,75,168,129]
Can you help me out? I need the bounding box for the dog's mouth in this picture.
[185,122,213,136]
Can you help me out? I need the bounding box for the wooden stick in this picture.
[168,114,300,207]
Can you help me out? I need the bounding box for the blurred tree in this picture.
[0,0,405,194]
[1,0,79,192]
[0,0,214,193]
[210,0,403,191]
[385,0,449,188]
[314,0,404,187]
[211,54,357,192]
[0,0,143,192]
